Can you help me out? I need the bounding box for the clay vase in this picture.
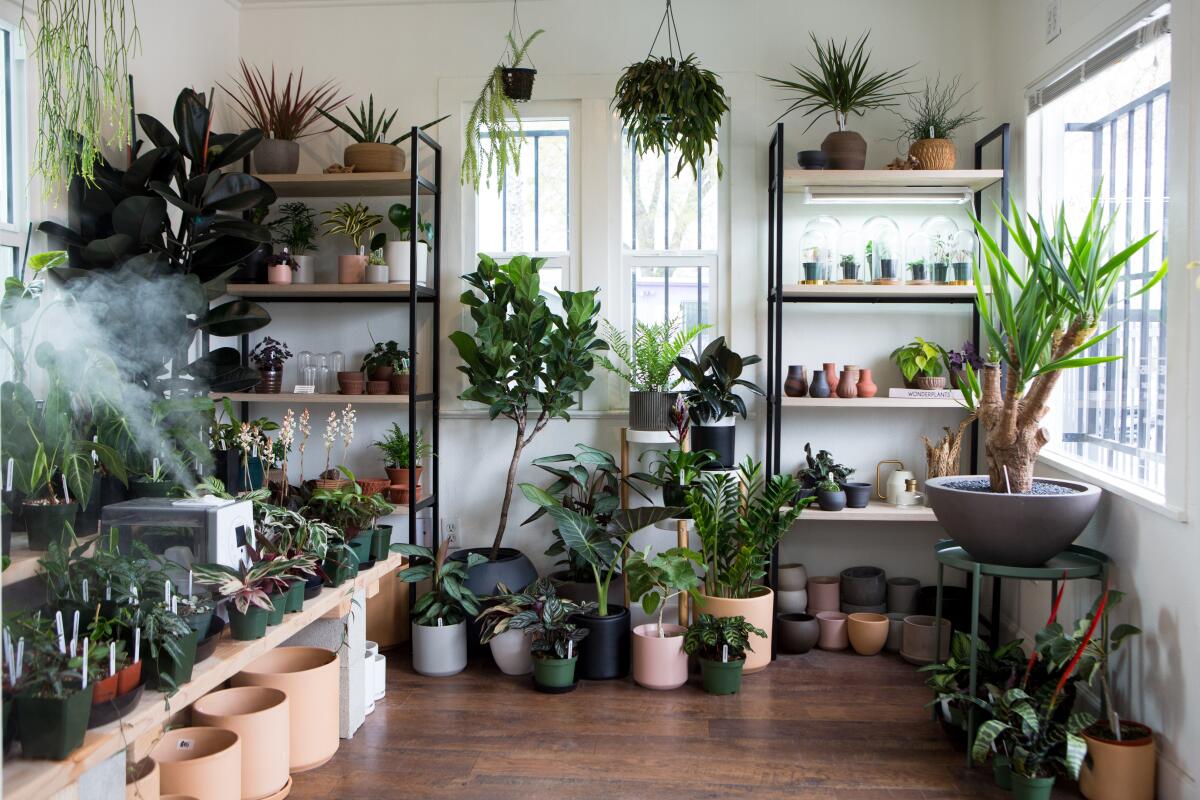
[125,756,158,800]
[151,727,241,800]
[631,623,688,690]
[777,613,820,654]
[816,611,849,650]
[822,362,838,392]
[191,687,290,800]
[783,366,808,397]
[856,368,878,398]
[807,576,840,613]
[231,647,339,773]
[696,588,774,673]
[777,562,808,591]
[338,254,367,284]
[808,370,831,399]
[847,612,889,656]
[836,366,859,399]
[821,130,868,170]
[1079,722,1156,800]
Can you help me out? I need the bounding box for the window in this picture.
[0,17,25,275]
[1027,5,1170,492]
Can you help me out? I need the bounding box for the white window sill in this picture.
[1037,450,1186,522]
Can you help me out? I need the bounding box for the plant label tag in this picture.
[294,385,316,394]
[722,644,729,663]
[177,739,195,751]
[568,640,574,659]
[437,617,444,627]
[5,458,12,491]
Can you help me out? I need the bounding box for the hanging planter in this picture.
[613,0,728,180]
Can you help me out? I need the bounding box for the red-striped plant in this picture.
[221,60,347,141]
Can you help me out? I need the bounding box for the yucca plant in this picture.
[598,317,710,392]
[221,61,347,140]
[318,95,447,145]
[320,202,384,252]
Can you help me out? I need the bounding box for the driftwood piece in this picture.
[923,416,976,479]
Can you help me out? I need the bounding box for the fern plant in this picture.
[318,95,447,145]
[598,317,709,392]
[461,29,543,192]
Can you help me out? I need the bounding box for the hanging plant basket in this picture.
[501,67,537,102]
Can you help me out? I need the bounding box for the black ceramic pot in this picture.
[839,481,872,508]
[238,243,272,283]
[817,489,846,511]
[692,422,735,469]
[450,547,539,658]
[572,605,630,680]
[840,566,886,607]
[796,150,828,169]
[210,449,240,494]
[662,483,693,518]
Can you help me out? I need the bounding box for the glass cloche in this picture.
[834,228,864,283]
[861,215,901,285]
[921,215,960,284]
[904,230,933,284]
[949,229,977,284]
[798,215,840,284]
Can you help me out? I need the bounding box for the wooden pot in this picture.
[151,727,241,800]
[908,138,956,170]
[191,687,290,800]
[344,143,405,173]
[820,130,867,170]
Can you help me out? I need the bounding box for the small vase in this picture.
[266,262,293,285]
[293,254,315,284]
[822,362,837,391]
[338,254,367,284]
[836,366,859,399]
[784,366,808,397]
[808,369,831,398]
[856,368,877,398]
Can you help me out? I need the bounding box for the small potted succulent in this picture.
[393,540,486,677]
[389,356,411,395]
[366,245,388,285]
[320,202,384,284]
[683,613,766,695]
[385,203,433,284]
[268,202,320,283]
[318,95,446,172]
[815,477,847,511]
[891,336,946,389]
[250,337,293,394]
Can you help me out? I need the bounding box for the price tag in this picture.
[176,739,195,751]
[293,385,316,394]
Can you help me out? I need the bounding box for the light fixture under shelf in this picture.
[799,186,973,205]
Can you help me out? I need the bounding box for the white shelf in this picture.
[782,169,1003,193]
[781,396,967,409]
[779,283,980,300]
[791,499,939,523]
[211,392,410,405]
[225,283,425,299]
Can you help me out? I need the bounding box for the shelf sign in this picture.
[294,385,316,394]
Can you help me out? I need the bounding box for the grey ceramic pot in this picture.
[884,613,907,652]
[411,621,467,677]
[777,613,820,654]
[924,476,1101,567]
[628,391,678,432]
[253,138,300,174]
[840,566,886,607]
[840,481,872,508]
[901,615,952,665]
[841,601,887,614]
[887,577,921,614]
[817,489,846,512]
[776,563,808,591]
[450,548,538,658]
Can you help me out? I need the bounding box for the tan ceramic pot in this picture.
[231,647,339,773]
[344,143,405,173]
[161,796,201,800]
[126,757,159,800]
[908,138,956,170]
[191,687,290,800]
[901,615,952,665]
[1079,723,1156,800]
[338,254,367,284]
[696,588,773,673]
[631,623,688,690]
[816,611,849,650]
[151,727,241,800]
[807,576,840,613]
[846,612,889,656]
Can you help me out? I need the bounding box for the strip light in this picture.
[800,186,973,205]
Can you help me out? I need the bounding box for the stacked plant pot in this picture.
[191,686,291,800]
[840,566,886,614]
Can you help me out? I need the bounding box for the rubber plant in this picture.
[449,254,605,558]
[961,185,1165,492]
[613,0,728,178]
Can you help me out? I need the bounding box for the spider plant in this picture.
[318,95,447,145]
[220,60,347,140]
[598,317,710,392]
[320,203,384,252]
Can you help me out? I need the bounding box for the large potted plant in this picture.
[762,32,911,170]
[925,189,1165,566]
[385,203,433,285]
[625,546,702,690]
[320,202,383,285]
[448,254,604,594]
[674,337,765,468]
[221,60,346,175]
[683,613,766,695]
[598,316,709,431]
[462,29,542,191]
[687,460,806,672]
[319,96,446,173]
[393,540,486,677]
[892,75,982,171]
[268,202,320,283]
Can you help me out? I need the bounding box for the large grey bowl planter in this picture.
[925,475,1101,567]
[777,613,820,654]
[411,621,467,677]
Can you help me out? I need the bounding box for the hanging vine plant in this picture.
[613,0,728,178]
[22,0,141,197]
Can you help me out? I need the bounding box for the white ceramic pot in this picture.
[366,262,389,284]
[373,653,386,700]
[776,588,808,614]
[293,254,315,284]
[488,628,533,675]
[411,621,467,677]
[385,240,428,284]
[361,656,375,716]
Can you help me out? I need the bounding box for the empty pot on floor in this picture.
[191,687,290,800]
[151,727,241,800]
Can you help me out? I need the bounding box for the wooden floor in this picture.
[288,647,1078,799]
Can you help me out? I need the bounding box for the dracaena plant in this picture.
[598,317,710,392]
[320,202,384,252]
[682,613,765,662]
[392,540,486,626]
[674,337,765,424]
[191,556,303,614]
[220,61,347,141]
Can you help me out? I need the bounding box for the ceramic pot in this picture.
[821,130,867,170]
[783,366,808,397]
[488,628,533,676]
[22,501,79,550]
[796,150,827,169]
[1079,722,1156,800]
[841,601,888,614]
[191,687,290,800]
[385,241,428,284]
[292,254,315,284]
[817,489,846,511]
[884,612,907,652]
[691,419,735,469]
[366,380,390,395]
[573,606,630,680]
[228,606,269,641]
[388,373,411,394]
[232,647,339,773]
[337,371,364,395]
[887,577,921,614]
[253,138,300,174]
[344,142,405,172]
[365,262,389,284]
[822,362,838,391]
[15,684,93,759]
[631,623,688,690]
[337,254,367,284]
[628,390,677,432]
[125,756,159,800]
[451,547,538,597]
[808,369,831,398]
[840,566,886,607]
[836,367,859,398]
[777,612,820,654]
[775,589,807,614]
[916,375,947,390]
[696,589,773,672]
[1011,773,1055,800]
[254,368,282,394]
[901,615,952,665]
[908,138,956,170]
[806,576,840,613]
[699,658,744,695]
[238,243,271,283]
[856,368,877,398]
[776,562,808,590]
[266,262,293,285]
[533,656,576,689]
[152,727,241,800]
[840,481,872,508]
[847,612,889,656]
[372,653,386,700]
[816,611,849,650]
[412,621,467,677]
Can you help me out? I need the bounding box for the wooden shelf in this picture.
[225,282,429,300]
[211,392,411,405]
[781,396,966,409]
[2,534,98,585]
[782,169,1003,193]
[779,283,980,300]
[790,499,939,523]
[253,171,432,198]
[1,550,407,800]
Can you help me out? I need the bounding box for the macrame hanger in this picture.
[647,0,684,61]
[504,0,536,70]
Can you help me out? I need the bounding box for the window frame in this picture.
[0,13,27,271]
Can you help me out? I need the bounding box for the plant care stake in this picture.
[72,610,80,650]
[5,458,12,491]
[82,578,89,603]
[134,629,140,664]
[55,610,66,653]
[723,644,729,663]
[61,475,71,504]
[109,644,116,677]
[81,638,89,689]
[567,640,574,659]
[15,638,23,681]
[188,570,193,598]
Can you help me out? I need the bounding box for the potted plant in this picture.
[475,578,555,676]
[687,460,806,672]
[920,631,1026,738]
[907,257,929,283]
[192,557,301,642]
[393,540,486,677]
[625,546,702,690]
[925,188,1164,566]
[136,597,198,692]
[673,337,765,468]
[800,246,825,283]
[940,340,983,391]
[318,95,446,173]
[794,442,855,502]
[250,337,292,394]
[516,591,594,692]
[613,1,728,180]
[598,316,709,431]
[892,75,982,171]
[497,8,541,102]
[361,340,407,381]
[637,447,715,514]
[683,613,766,695]
[871,240,899,283]
[385,203,433,285]
[7,615,95,759]
[838,253,860,282]
[448,254,604,593]
[304,467,393,565]
[320,202,384,285]
[890,336,946,389]
[268,202,320,283]
[815,477,846,511]
[462,30,542,191]
[762,33,911,170]
[221,60,347,175]
[373,423,431,500]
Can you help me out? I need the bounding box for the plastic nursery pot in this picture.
[631,624,688,690]
[228,605,270,641]
[1079,722,1156,800]
[266,592,286,626]
[1010,772,1056,800]
[532,655,577,689]
[2,696,12,754]
[349,532,374,565]
[370,525,392,561]
[699,657,745,695]
[126,756,159,800]
[92,673,120,704]
[191,686,290,800]
[696,588,773,673]
[231,647,340,773]
[151,726,242,800]
[993,755,1013,791]
[14,684,94,759]
[182,607,215,640]
[130,479,177,499]
[145,629,200,691]
[411,621,467,677]
[116,660,142,695]
[323,554,355,588]
[285,577,306,613]
[22,501,79,550]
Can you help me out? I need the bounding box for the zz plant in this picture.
[393,540,486,626]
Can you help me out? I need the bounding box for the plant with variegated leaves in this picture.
[191,554,305,614]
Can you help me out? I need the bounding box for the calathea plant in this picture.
[393,540,487,626]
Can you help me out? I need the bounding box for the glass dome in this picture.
[949,229,977,284]
[798,215,840,284]
[861,215,901,285]
[921,215,960,284]
[904,230,933,284]
[834,228,864,283]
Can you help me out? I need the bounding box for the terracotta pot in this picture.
[783,366,808,398]
[777,612,820,654]
[385,466,422,487]
[775,589,807,614]
[836,366,859,398]
[901,615,952,665]
[884,612,907,652]
[1079,722,1156,800]
[151,727,241,800]
[356,478,390,496]
[344,142,405,173]
[253,138,300,174]
[696,588,773,673]
[777,562,808,590]
[822,362,838,393]
[821,130,867,170]
[369,365,395,381]
[366,380,390,395]
[125,756,159,800]
[908,138,956,170]
[807,576,840,613]
[847,612,889,656]
[266,262,293,285]
[162,796,201,800]
[856,368,877,398]
[631,623,688,690]
[192,687,290,800]
[816,611,849,650]
[488,628,533,676]
[337,371,364,395]
[337,254,367,284]
[231,647,339,773]
[389,373,411,394]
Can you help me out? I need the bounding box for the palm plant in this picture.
[598,317,710,392]
[268,202,319,255]
[318,95,447,145]
[462,29,543,191]
[320,202,384,252]
[392,540,486,626]
[220,61,346,140]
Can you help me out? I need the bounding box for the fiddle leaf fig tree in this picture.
[449,254,606,558]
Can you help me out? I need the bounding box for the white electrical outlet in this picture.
[1046,0,1063,43]
[443,517,460,548]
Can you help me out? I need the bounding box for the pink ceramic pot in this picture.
[807,576,840,613]
[816,611,849,650]
[631,623,688,690]
[856,368,878,398]
[836,366,859,398]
